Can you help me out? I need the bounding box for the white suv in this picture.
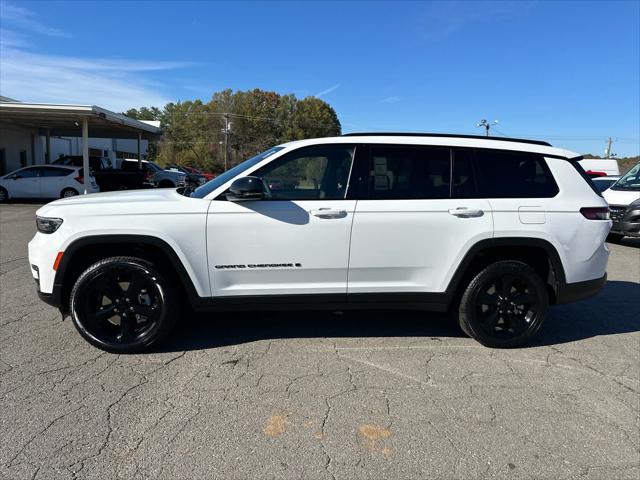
[28,134,611,352]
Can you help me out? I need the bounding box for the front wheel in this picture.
[69,256,177,353]
[456,261,548,348]
[0,187,8,203]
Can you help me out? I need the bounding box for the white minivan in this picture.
[0,165,99,202]
[578,158,620,177]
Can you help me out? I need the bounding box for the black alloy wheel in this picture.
[70,257,176,353]
[457,261,548,348]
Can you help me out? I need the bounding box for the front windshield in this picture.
[611,164,640,191]
[190,146,285,198]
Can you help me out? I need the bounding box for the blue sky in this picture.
[1,0,639,156]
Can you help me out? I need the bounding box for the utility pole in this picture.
[477,119,498,136]
[604,137,614,158]
[222,113,230,170]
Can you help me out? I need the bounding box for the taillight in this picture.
[580,207,610,220]
[74,175,83,184]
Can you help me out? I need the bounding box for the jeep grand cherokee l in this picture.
[29,134,611,352]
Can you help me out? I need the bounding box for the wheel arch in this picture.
[445,237,566,306]
[54,234,204,313]
[60,187,79,197]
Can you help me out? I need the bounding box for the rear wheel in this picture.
[457,261,548,348]
[61,188,79,198]
[69,256,177,353]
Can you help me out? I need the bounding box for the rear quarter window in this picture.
[473,149,559,198]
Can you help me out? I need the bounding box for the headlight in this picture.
[36,216,63,234]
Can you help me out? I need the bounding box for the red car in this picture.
[182,166,215,181]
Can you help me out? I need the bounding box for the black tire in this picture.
[457,261,548,348]
[0,187,8,203]
[607,233,625,242]
[61,188,79,198]
[158,180,175,188]
[69,256,177,353]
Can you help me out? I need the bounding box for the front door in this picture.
[347,145,494,294]
[206,144,356,298]
[9,167,41,198]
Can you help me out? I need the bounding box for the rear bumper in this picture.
[555,274,607,304]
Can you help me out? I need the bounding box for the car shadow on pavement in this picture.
[609,237,640,249]
[155,280,640,353]
[532,280,640,347]
[157,309,462,353]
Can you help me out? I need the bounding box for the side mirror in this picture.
[10,174,20,180]
[227,176,264,202]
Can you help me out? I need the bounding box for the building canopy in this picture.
[0,102,161,140]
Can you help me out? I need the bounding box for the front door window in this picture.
[255,145,354,200]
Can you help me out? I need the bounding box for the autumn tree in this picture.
[125,89,341,172]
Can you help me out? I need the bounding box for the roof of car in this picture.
[278,134,579,159]
[342,132,552,146]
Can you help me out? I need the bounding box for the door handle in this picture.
[310,208,347,219]
[448,207,484,218]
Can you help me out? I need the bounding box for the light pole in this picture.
[222,113,231,170]
[477,119,498,136]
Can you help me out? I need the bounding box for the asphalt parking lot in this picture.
[1,203,638,480]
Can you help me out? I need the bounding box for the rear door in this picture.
[40,166,75,198]
[472,148,560,238]
[206,144,356,298]
[347,145,493,295]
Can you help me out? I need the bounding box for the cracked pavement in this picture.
[1,203,639,479]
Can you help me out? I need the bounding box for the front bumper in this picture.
[609,206,640,237]
[37,289,63,309]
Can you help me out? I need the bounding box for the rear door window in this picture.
[41,167,73,177]
[473,149,558,198]
[366,145,451,199]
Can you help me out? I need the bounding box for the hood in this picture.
[37,188,184,216]
[603,188,640,207]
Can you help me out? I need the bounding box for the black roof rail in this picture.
[341,132,552,147]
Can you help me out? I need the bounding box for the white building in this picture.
[0,98,161,175]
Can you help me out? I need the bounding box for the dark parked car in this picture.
[54,156,145,191]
